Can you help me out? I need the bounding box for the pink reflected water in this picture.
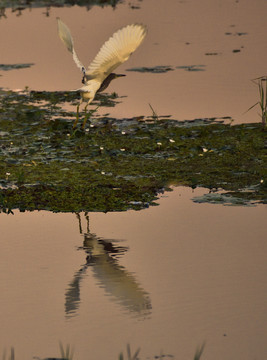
[0,0,267,123]
[0,187,267,360]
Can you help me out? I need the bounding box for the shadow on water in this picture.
[65,212,151,319]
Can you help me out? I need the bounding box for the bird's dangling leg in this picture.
[82,104,99,130]
[81,102,90,130]
[73,98,83,129]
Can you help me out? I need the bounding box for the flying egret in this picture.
[57,18,147,128]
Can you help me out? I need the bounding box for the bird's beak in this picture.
[116,74,126,78]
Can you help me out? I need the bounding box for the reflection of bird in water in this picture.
[65,213,152,319]
[57,19,147,128]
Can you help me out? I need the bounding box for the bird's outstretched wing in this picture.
[86,24,147,82]
[57,18,85,73]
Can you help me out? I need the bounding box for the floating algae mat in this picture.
[0,89,266,212]
[0,63,35,72]
[0,0,121,13]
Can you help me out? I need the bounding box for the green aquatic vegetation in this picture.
[0,89,266,212]
[225,32,248,36]
[127,64,207,73]
[0,89,119,125]
[176,65,206,72]
[126,65,174,73]
[205,52,221,56]
[192,191,261,206]
[1,343,206,360]
[0,0,121,13]
[0,63,34,71]
[119,343,204,360]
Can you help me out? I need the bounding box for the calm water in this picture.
[0,187,266,359]
[0,0,267,359]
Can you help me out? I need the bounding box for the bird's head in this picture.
[97,73,126,93]
[113,73,126,79]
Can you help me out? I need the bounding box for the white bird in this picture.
[57,18,147,128]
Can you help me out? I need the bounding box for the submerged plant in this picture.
[59,342,74,360]
[119,344,140,360]
[193,343,205,360]
[247,76,267,127]
[2,347,15,360]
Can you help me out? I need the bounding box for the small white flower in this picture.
[6,172,10,176]
[157,142,162,146]
[85,128,89,132]
[120,148,126,152]
[90,124,95,128]
[260,179,264,183]
[202,147,208,152]
[121,131,126,135]
[67,133,70,137]
[100,146,104,151]
[101,171,105,175]
[10,142,13,145]
[169,139,175,143]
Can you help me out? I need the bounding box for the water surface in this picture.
[0,187,266,360]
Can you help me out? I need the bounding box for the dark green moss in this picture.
[0,89,266,212]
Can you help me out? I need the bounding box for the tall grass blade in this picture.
[148,103,159,121]
[126,344,131,360]
[2,348,15,360]
[132,347,141,360]
[120,345,140,360]
[194,342,205,360]
[247,75,267,127]
[10,348,14,360]
[59,342,74,360]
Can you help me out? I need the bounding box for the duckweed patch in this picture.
[0,0,121,15]
[126,66,174,73]
[0,89,266,212]
[176,65,206,72]
[127,65,207,73]
[0,63,34,71]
